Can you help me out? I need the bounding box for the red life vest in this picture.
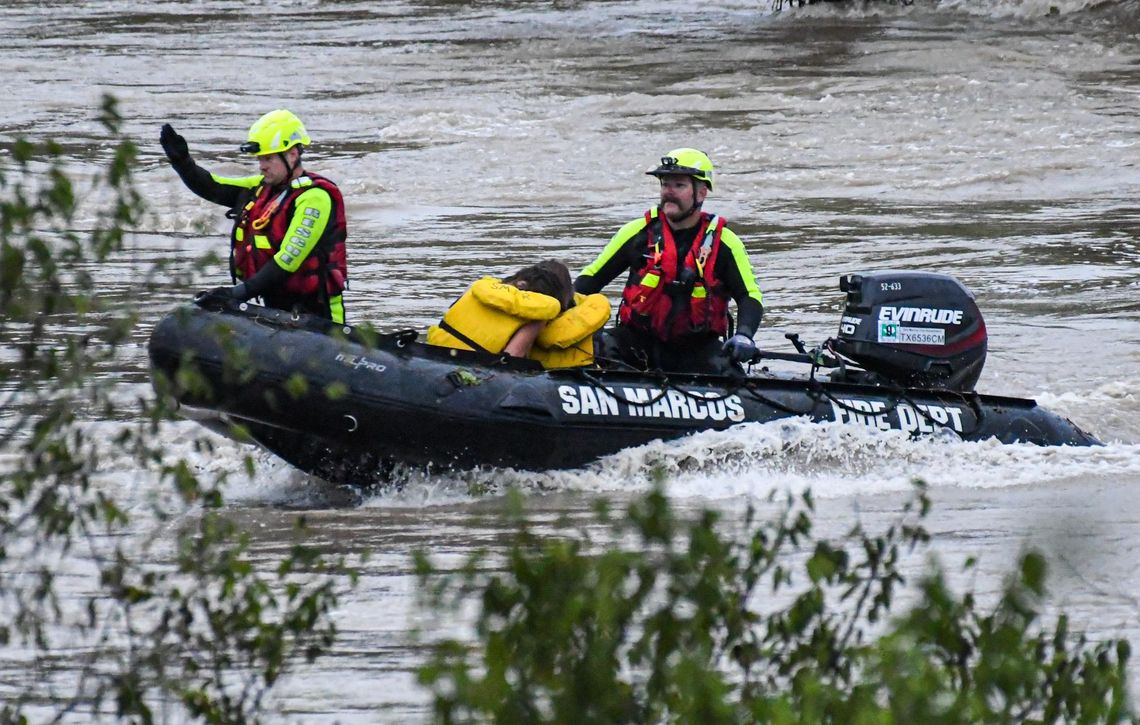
[618,209,730,341]
[232,173,348,300]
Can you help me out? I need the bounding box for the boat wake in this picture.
[350,418,1140,508]
[82,412,1139,510]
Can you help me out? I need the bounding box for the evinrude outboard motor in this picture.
[829,271,987,391]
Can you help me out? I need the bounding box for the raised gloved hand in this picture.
[160,123,190,165]
[722,333,757,364]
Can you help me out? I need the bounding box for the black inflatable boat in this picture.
[147,271,1099,486]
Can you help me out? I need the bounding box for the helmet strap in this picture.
[690,177,705,214]
[278,147,302,182]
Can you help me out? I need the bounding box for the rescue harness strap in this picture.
[437,319,492,354]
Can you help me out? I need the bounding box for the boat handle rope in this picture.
[817,385,985,439]
[878,387,984,438]
[572,369,805,414]
[589,351,650,373]
[574,368,984,438]
[574,369,761,410]
[733,381,819,416]
[251,311,284,331]
[903,389,985,438]
[575,370,671,409]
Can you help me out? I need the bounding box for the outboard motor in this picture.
[829,271,987,391]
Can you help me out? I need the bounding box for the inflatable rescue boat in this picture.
[147,271,1100,486]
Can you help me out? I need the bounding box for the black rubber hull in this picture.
[147,302,1100,486]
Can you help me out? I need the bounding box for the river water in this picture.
[3,0,1140,719]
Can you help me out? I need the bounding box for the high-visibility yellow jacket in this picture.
[529,293,611,369]
[426,277,562,353]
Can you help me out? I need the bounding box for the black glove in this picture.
[196,285,248,302]
[160,123,190,165]
[228,282,250,301]
[194,287,231,306]
[722,333,758,364]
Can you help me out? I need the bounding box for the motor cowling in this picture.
[830,271,987,391]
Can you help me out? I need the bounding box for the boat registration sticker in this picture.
[878,322,944,346]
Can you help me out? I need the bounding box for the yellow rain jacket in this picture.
[529,293,612,369]
[426,277,562,353]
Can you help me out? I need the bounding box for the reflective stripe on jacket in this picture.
[232,173,348,300]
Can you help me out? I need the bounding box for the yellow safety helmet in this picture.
[646,148,714,191]
[240,109,311,156]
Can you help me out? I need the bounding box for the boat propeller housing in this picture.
[830,271,988,391]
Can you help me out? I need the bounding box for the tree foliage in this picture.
[0,97,356,722]
[415,483,1132,723]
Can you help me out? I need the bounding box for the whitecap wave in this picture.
[1035,379,1140,443]
[936,0,1127,18]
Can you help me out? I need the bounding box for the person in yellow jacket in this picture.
[529,292,612,369]
[427,260,610,368]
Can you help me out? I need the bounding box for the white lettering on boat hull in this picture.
[557,384,744,422]
[829,397,966,435]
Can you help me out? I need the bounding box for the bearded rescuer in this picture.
[573,148,764,374]
[159,110,349,324]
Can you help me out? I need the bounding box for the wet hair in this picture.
[503,259,574,312]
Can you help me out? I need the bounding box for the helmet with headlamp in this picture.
[240,109,310,156]
[646,148,714,191]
